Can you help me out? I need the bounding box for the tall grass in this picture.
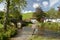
[39,22,60,32]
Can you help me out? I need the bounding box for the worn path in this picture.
[11,27,33,40]
[11,27,60,40]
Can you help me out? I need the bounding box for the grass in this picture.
[22,12,33,20]
[29,35,60,40]
[42,22,60,32]
[28,22,60,40]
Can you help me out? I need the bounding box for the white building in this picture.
[44,19,60,22]
[31,18,38,23]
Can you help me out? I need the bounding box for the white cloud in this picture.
[50,0,59,7]
[55,7,58,10]
[33,3,40,8]
[22,10,33,13]
[37,0,40,1]
[0,3,5,11]
[0,7,4,11]
[42,1,48,7]
[0,8,3,11]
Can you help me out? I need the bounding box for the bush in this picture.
[0,24,3,28]
[0,19,4,24]
[0,32,9,40]
[0,25,17,40]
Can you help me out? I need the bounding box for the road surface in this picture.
[11,27,60,40]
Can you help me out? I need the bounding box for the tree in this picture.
[33,7,47,34]
[57,6,60,18]
[9,0,27,28]
[33,7,46,22]
[3,0,10,31]
[0,0,27,31]
[56,11,60,18]
[47,8,58,18]
[0,11,4,19]
[0,11,4,24]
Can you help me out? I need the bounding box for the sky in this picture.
[0,0,60,13]
[0,2,5,11]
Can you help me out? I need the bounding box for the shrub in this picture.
[0,25,17,40]
[0,24,3,28]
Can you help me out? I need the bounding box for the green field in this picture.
[22,12,33,20]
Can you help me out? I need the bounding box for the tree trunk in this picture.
[4,0,10,31]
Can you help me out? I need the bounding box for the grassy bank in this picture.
[29,35,60,40]
[40,22,60,32]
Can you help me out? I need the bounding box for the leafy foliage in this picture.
[0,24,3,28]
[0,25,17,40]
[57,11,60,18]
[33,7,46,22]
[0,0,27,30]
[47,8,58,18]
[0,11,4,24]
[0,0,27,40]
[0,0,2,3]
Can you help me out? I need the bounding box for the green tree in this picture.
[0,0,27,31]
[0,11,4,24]
[47,8,58,18]
[0,11,4,18]
[57,7,60,18]
[57,12,60,18]
[33,7,46,22]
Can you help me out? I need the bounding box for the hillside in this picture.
[22,12,33,20]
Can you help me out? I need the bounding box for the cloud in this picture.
[22,10,33,13]
[42,1,48,7]
[50,0,59,7]
[0,6,4,11]
[55,7,58,10]
[33,3,40,8]
[0,3,5,11]
[37,0,40,1]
